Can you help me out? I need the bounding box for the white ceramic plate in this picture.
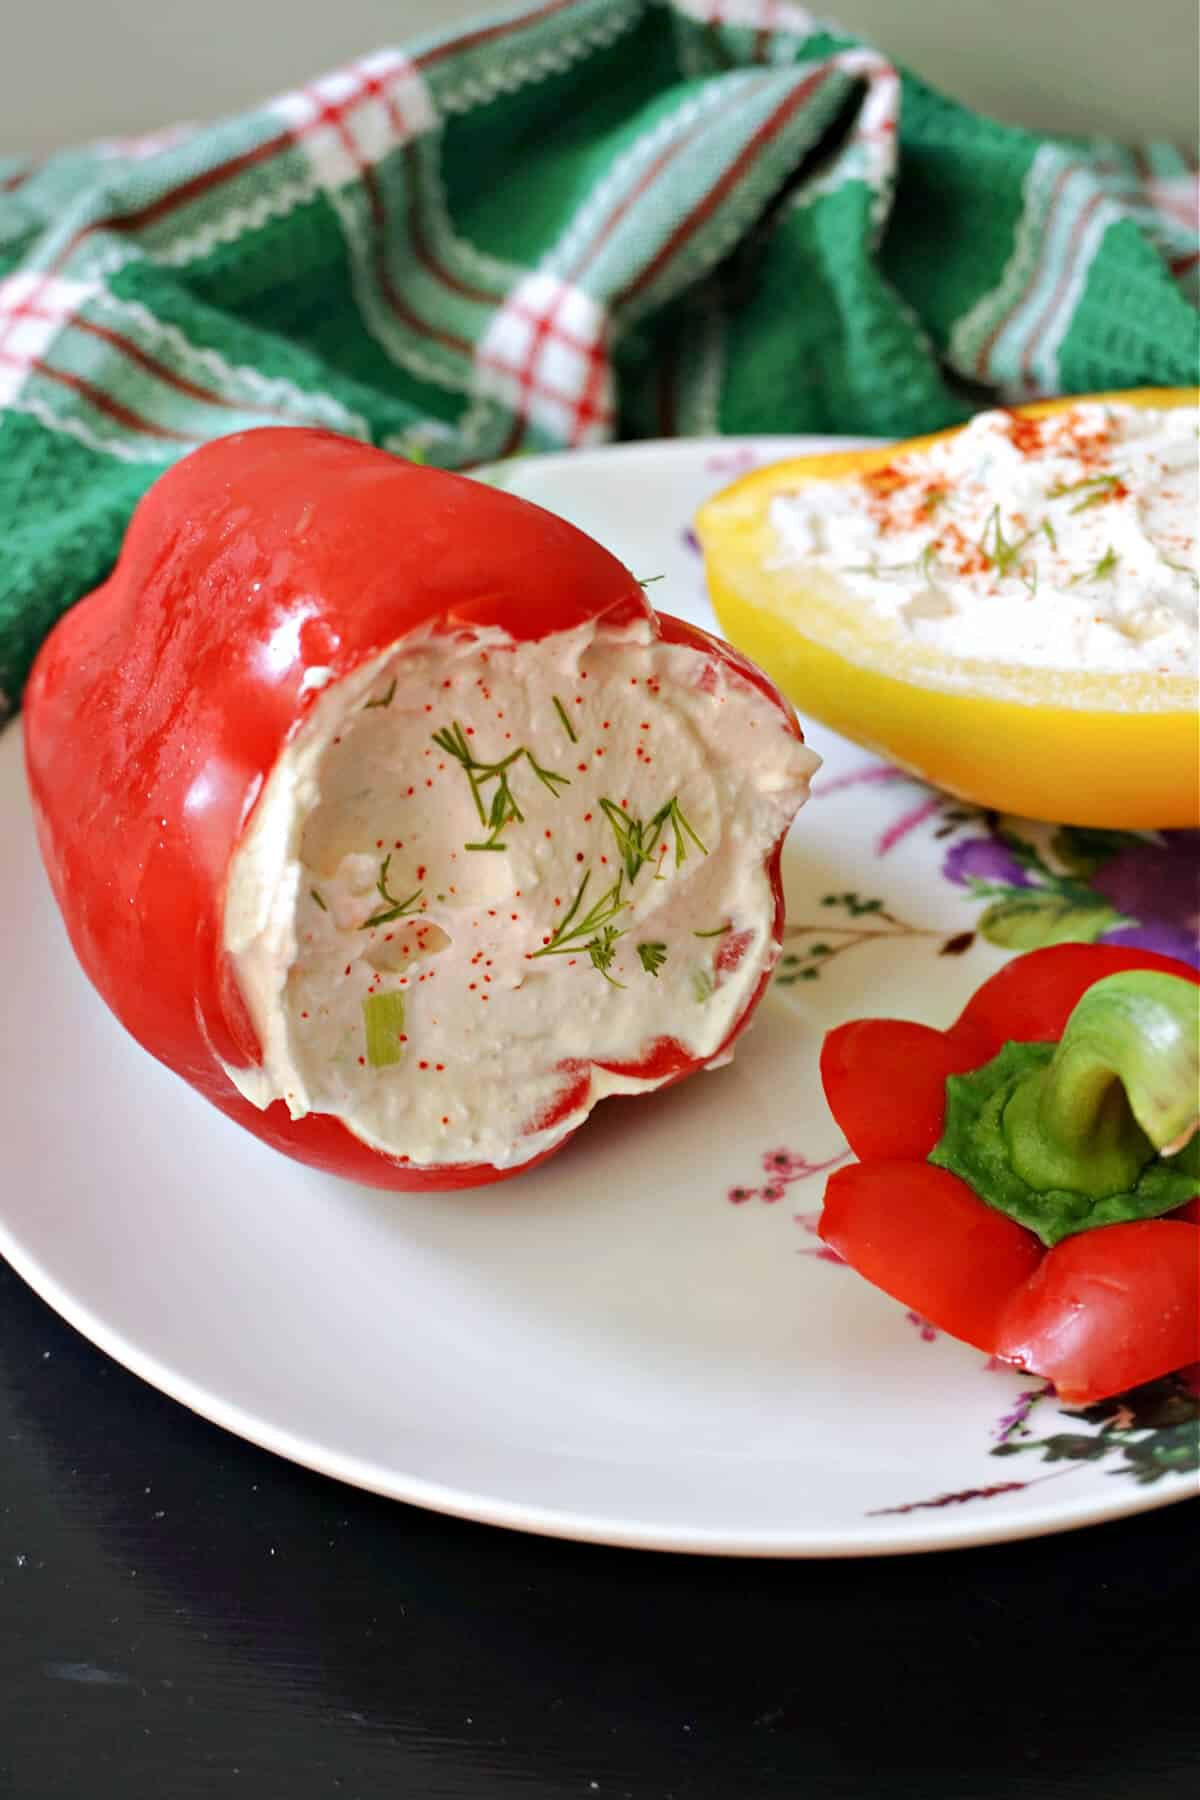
[3,436,1196,1557]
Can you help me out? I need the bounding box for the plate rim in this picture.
[3,1211,1193,1559]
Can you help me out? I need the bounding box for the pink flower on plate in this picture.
[812,761,910,798]
[726,1146,849,1206]
[795,1211,847,1264]
[876,796,944,856]
[762,1148,807,1178]
[762,1147,848,1181]
[703,446,759,476]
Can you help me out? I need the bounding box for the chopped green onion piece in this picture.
[362,991,406,1068]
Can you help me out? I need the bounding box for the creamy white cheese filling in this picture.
[222,620,817,1172]
[769,402,1199,675]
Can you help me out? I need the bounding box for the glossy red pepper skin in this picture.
[820,1161,1044,1352]
[24,428,803,1191]
[818,945,1200,1399]
[994,1221,1200,1405]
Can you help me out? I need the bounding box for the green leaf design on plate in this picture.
[990,1375,1200,1487]
[1049,826,1141,878]
[1071,1380,1200,1435]
[1117,1424,1200,1483]
[993,1431,1110,1466]
[977,893,1124,950]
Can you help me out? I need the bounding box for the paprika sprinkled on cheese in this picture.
[769,401,1198,673]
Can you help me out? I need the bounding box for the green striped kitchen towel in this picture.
[1,0,1196,710]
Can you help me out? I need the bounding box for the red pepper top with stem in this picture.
[818,944,1200,1402]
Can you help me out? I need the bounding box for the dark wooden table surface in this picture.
[2,1256,1196,1800]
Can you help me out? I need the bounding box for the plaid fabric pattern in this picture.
[1,0,1196,711]
[477,274,615,446]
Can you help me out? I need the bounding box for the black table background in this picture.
[2,1257,1196,1800]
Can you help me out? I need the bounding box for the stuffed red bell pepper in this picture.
[24,428,817,1191]
[819,944,1200,1401]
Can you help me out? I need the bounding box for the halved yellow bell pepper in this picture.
[695,389,1198,828]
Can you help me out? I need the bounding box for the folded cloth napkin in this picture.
[1,0,1196,712]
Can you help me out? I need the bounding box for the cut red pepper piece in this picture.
[819,944,1200,1399]
[820,1019,987,1162]
[995,1221,1200,1403]
[820,1162,1045,1352]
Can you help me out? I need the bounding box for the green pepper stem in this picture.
[1003,972,1199,1199]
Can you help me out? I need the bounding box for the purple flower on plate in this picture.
[1092,831,1200,968]
[1099,923,1200,967]
[992,1385,1049,1443]
[942,837,1036,890]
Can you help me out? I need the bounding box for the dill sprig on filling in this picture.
[846,543,942,581]
[529,870,630,986]
[360,853,425,929]
[637,941,668,977]
[551,696,578,744]
[1047,472,1124,512]
[1070,545,1120,586]
[1158,551,1198,587]
[433,720,570,852]
[599,794,707,884]
[977,504,1039,580]
[544,793,710,982]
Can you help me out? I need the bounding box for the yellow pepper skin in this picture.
[695,389,1198,828]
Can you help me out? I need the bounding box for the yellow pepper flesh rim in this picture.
[695,388,1199,828]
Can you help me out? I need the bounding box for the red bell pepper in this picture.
[24,429,811,1191]
[819,944,1200,1401]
